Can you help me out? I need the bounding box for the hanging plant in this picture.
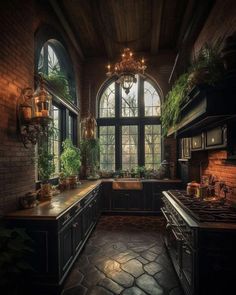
[40,70,73,102]
[188,40,224,89]
[161,73,189,136]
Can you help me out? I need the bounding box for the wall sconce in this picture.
[17,77,52,148]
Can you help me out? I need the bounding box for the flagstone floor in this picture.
[61,215,184,295]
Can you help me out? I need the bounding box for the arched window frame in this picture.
[97,75,163,171]
[35,27,79,180]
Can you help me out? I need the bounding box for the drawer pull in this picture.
[72,222,79,228]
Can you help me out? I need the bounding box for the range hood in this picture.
[168,75,236,138]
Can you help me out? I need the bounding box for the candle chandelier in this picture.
[106,48,147,94]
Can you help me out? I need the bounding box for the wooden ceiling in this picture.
[54,0,215,60]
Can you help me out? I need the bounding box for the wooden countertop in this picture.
[6,180,101,220]
[101,178,182,183]
[5,178,181,220]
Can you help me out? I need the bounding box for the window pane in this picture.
[48,45,60,74]
[122,125,138,170]
[145,125,161,170]
[121,77,138,117]
[144,81,161,116]
[99,83,115,118]
[99,126,115,171]
[51,105,61,175]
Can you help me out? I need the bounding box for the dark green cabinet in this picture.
[72,213,83,253]
[101,182,112,211]
[60,223,74,275]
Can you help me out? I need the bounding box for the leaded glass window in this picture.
[97,76,162,171]
[99,82,115,118]
[145,125,161,169]
[144,81,161,116]
[99,126,115,171]
[122,125,138,170]
[121,77,138,117]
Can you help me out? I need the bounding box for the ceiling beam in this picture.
[151,0,164,54]
[90,1,114,60]
[49,0,84,61]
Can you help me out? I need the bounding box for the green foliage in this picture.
[60,139,81,176]
[190,41,224,85]
[81,139,100,176]
[161,73,189,136]
[38,142,55,181]
[0,225,33,287]
[161,41,225,137]
[136,166,147,177]
[40,70,73,102]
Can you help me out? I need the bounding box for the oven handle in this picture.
[161,208,178,227]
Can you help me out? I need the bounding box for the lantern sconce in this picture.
[17,76,52,148]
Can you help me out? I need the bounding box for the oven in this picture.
[161,197,194,295]
[161,207,183,275]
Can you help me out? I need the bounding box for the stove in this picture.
[168,190,236,223]
[161,190,236,295]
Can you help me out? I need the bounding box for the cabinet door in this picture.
[191,133,204,151]
[72,213,83,253]
[60,223,74,275]
[111,191,128,210]
[205,126,227,149]
[101,182,112,210]
[128,191,144,211]
[143,182,153,211]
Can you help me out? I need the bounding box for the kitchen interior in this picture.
[1,1,236,295]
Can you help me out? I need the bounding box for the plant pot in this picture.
[39,183,52,201]
[187,68,209,90]
[66,175,78,189]
[19,192,37,209]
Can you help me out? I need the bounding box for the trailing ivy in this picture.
[161,73,189,136]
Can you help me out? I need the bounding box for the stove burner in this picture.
[169,190,236,223]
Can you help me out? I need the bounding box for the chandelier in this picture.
[106,48,147,94]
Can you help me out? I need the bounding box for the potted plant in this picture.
[136,166,147,178]
[37,142,55,200]
[188,41,224,89]
[40,70,73,102]
[60,139,81,188]
[81,138,100,179]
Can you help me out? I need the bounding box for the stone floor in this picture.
[61,215,184,295]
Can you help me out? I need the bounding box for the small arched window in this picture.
[97,75,162,171]
[36,39,78,178]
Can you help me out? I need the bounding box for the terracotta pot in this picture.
[39,183,52,201]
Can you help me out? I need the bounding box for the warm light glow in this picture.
[106,48,147,94]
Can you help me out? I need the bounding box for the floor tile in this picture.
[61,215,184,295]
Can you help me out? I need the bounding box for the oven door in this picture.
[181,241,193,294]
[161,208,183,274]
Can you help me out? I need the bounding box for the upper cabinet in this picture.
[171,77,236,138]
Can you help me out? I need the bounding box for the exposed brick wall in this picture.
[0,0,83,215]
[202,150,236,187]
[193,0,236,53]
[0,0,35,215]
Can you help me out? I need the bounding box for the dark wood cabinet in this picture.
[101,182,112,211]
[205,125,227,149]
[191,133,204,151]
[111,190,144,211]
[60,222,74,276]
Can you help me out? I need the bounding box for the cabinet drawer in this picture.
[191,133,204,151]
[59,208,74,228]
[205,126,227,149]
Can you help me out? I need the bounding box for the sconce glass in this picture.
[17,77,52,148]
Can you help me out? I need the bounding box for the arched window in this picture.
[97,76,162,171]
[36,39,78,178]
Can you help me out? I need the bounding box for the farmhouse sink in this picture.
[112,178,143,190]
